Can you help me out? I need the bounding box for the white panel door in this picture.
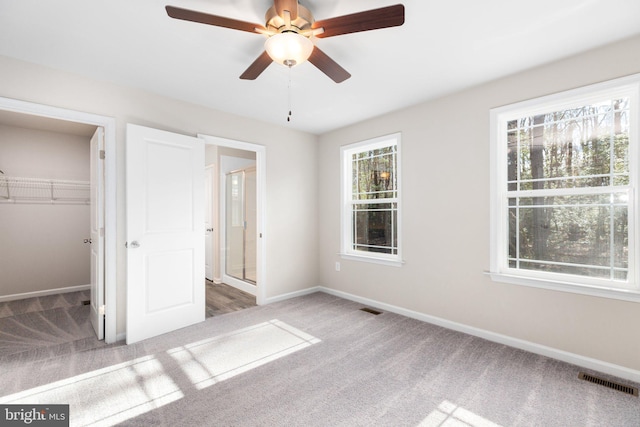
[126,124,205,344]
[89,127,105,340]
[204,165,214,281]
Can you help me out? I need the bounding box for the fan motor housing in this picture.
[265,4,314,33]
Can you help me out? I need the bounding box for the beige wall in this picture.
[318,35,640,372]
[0,55,319,336]
[0,124,91,297]
[0,124,90,179]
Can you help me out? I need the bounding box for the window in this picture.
[341,133,402,266]
[490,75,640,300]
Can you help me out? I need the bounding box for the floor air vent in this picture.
[578,372,638,397]
[82,300,90,306]
[360,307,382,315]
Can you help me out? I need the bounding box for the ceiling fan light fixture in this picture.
[166,2,405,82]
[264,32,313,67]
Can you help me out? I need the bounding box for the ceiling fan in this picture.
[165,1,405,83]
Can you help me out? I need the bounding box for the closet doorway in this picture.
[0,97,116,346]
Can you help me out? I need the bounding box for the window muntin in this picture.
[491,77,639,297]
[341,134,401,264]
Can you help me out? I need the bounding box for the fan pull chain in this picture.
[287,65,292,122]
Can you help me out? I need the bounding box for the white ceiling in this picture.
[1,0,639,135]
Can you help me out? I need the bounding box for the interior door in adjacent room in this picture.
[89,126,105,340]
[126,124,205,344]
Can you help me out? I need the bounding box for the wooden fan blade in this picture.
[274,0,298,21]
[166,5,266,34]
[312,4,405,38]
[308,46,351,83]
[240,51,273,80]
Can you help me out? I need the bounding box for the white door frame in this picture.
[0,96,117,344]
[198,134,267,305]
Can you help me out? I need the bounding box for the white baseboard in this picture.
[263,286,322,305]
[0,284,91,302]
[269,285,640,384]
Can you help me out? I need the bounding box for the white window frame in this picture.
[489,74,640,302]
[340,133,403,267]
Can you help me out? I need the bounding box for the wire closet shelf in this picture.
[0,176,90,204]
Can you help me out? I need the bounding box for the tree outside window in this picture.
[341,134,401,265]
[491,76,639,299]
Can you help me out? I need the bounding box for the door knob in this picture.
[84,238,92,244]
[128,241,140,248]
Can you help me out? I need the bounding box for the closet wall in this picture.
[0,123,91,299]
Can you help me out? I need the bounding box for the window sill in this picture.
[340,253,404,267]
[486,272,640,303]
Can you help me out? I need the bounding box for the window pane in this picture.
[508,99,630,191]
[508,198,517,260]
[507,130,518,191]
[353,203,397,254]
[352,146,397,200]
[613,205,629,269]
[508,195,628,279]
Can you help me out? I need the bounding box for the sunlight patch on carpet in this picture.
[0,320,319,426]
[0,354,185,426]
[419,400,502,427]
[167,319,321,390]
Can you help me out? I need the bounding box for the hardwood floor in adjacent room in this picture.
[205,280,256,318]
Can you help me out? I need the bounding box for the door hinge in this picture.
[99,305,106,316]
[99,150,106,160]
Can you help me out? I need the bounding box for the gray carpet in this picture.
[0,290,91,318]
[1,292,638,426]
[0,290,108,364]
